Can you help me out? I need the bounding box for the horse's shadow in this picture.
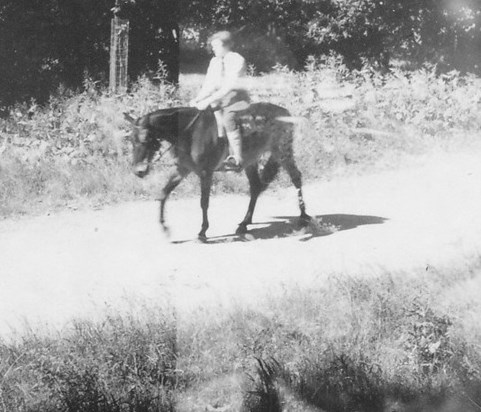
[173,214,388,245]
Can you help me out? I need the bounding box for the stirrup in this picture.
[223,156,243,172]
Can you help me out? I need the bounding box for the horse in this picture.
[123,103,310,241]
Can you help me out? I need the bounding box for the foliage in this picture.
[2,0,481,105]
[181,0,481,74]
[176,262,481,411]
[2,262,481,411]
[0,76,180,217]
[0,309,177,411]
[307,0,481,71]
[2,61,481,218]
[242,358,282,412]
[249,58,481,181]
[0,0,180,107]
[1,220,477,406]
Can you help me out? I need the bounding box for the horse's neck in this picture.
[189,111,217,143]
[188,111,222,155]
[156,110,215,148]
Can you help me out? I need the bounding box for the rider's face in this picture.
[211,39,229,57]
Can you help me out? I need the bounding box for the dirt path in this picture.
[1,151,481,336]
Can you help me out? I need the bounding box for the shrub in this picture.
[2,60,481,218]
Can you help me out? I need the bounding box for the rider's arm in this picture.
[193,59,218,103]
[204,54,246,105]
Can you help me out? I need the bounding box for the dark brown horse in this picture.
[124,103,309,241]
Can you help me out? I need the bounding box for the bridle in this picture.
[151,141,177,163]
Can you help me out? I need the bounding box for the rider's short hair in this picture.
[208,31,234,49]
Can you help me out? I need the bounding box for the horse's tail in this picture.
[275,116,318,142]
[274,115,326,158]
[274,116,309,125]
[274,116,314,135]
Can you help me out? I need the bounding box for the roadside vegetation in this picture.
[1,59,481,218]
[2,260,481,411]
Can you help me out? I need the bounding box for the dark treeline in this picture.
[1,0,480,107]
[0,0,179,107]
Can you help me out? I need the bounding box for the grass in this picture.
[178,260,481,411]
[0,307,178,412]
[3,260,481,411]
[2,60,481,218]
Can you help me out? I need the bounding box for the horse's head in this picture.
[124,113,161,178]
[124,108,210,178]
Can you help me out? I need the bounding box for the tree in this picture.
[2,0,480,107]
[180,0,481,73]
[119,0,180,83]
[0,0,180,107]
[306,0,481,71]
[180,0,326,71]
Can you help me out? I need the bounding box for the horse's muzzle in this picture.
[133,162,149,178]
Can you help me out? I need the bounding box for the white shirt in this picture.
[202,51,247,94]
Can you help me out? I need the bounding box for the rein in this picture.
[182,111,202,133]
[151,110,202,163]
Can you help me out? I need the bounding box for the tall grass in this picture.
[177,261,481,411]
[1,260,481,411]
[1,61,481,218]
[2,262,481,411]
[0,307,178,412]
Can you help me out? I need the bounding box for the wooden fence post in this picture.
[109,5,129,94]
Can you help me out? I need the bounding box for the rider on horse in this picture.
[190,31,250,172]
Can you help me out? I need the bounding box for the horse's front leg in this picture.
[158,166,189,236]
[198,171,213,242]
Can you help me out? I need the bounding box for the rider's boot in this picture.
[224,129,243,172]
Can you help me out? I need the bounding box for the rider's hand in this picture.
[195,100,210,111]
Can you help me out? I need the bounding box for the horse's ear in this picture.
[123,112,136,125]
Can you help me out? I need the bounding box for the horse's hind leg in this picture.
[281,156,310,226]
[236,158,279,235]
[236,165,262,235]
[158,166,189,235]
[198,171,213,241]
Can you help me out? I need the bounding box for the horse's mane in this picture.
[138,106,216,145]
[150,106,199,118]
[136,106,201,130]
[141,106,201,128]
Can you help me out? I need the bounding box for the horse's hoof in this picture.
[160,224,171,238]
[236,224,248,235]
[197,233,208,243]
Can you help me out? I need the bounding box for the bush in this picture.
[0,77,182,217]
[2,60,481,218]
